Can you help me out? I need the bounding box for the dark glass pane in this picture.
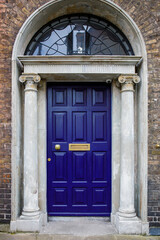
[25,14,134,56]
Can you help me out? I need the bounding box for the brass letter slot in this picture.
[69,143,90,151]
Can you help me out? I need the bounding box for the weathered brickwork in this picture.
[0,0,159,227]
[0,1,12,223]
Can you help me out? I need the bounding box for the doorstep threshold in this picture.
[48,216,110,222]
[40,217,117,236]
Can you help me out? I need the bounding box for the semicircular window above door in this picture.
[25,14,134,56]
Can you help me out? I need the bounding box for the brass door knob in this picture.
[156,144,160,149]
[55,144,61,150]
[48,158,51,162]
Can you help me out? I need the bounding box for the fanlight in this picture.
[25,14,134,56]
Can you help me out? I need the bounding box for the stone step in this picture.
[40,218,116,236]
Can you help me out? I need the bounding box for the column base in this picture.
[20,209,40,219]
[10,213,43,232]
[115,212,142,234]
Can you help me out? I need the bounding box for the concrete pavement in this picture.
[0,233,160,240]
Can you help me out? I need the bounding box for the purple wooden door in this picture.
[47,83,111,216]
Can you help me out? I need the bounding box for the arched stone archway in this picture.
[11,0,148,234]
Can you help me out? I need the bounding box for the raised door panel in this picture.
[52,112,67,141]
[72,112,87,141]
[52,152,67,183]
[92,152,107,183]
[52,88,67,106]
[52,188,68,206]
[92,112,107,142]
[92,188,107,206]
[72,152,87,182]
[72,88,87,106]
[72,188,87,206]
[92,88,106,106]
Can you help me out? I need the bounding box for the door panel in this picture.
[72,188,87,206]
[53,152,67,182]
[47,83,111,216]
[73,112,87,141]
[53,188,67,206]
[93,112,107,141]
[53,112,67,141]
[92,152,107,182]
[72,152,87,181]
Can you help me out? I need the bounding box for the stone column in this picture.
[19,73,41,219]
[116,74,142,234]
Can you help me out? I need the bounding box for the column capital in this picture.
[118,74,140,92]
[19,73,41,84]
[118,74,140,84]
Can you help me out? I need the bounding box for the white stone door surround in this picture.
[11,0,148,235]
[10,55,147,234]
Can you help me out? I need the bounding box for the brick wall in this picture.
[0,1,12,223]
[0,0,159,227]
